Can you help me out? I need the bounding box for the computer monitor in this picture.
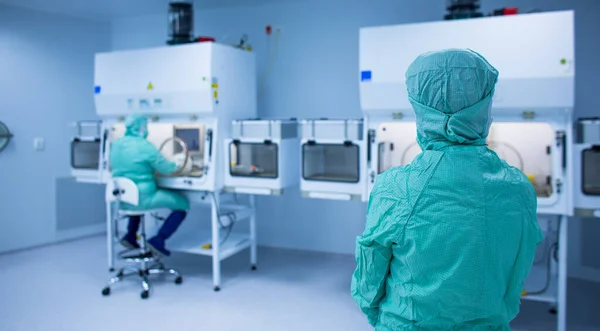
[174,127,202,155]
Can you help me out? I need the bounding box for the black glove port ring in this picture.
[158,136,190,176]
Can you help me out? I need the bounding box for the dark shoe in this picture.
[148,236,171,257]
[119,235,140,249]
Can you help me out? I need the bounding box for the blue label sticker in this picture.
[94,86,101,94]
[361,71,372,82]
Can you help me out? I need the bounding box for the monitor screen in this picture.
[175,128,201,153]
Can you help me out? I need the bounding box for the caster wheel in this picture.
[109,268,115,272]
[214,286,221,292]
[141,291,149,299]
[175,276,183,285]
[102,287,110,296]
[549,307,557,315]
[251,265,257,271]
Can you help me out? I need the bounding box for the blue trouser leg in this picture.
[119,216,141,249]
[156,211,187,241]
[148,211,186,256]
[127,216,141,237]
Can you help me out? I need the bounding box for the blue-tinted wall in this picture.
[0,4,110,253]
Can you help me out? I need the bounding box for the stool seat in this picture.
[118,209,163,216]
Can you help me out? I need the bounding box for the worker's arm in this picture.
[142,140,179,175]
[351,171,402,327]
[515,179,545,297]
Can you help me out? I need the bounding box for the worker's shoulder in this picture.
[117,136,154,148]
[373,166,410,195]
[497,162,536,195]
[378,165,409,182]
[110,136,127,150]
[502,162,531,183]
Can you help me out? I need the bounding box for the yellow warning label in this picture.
[213,90,218,99]
[211,83,219,89]
[147,82,153,90]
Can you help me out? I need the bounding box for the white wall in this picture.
[0,4,110,253]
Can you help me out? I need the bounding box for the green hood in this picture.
[124,114,149,139]
[406,49,499,150]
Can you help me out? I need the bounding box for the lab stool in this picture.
[101,177,182,300]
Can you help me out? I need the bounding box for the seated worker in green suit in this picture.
[110,114,190,257]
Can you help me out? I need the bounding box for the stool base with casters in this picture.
[103,178,183,299]
[101,250,183,299]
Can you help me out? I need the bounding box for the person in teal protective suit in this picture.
[351,49,543,330]
[110,114,190,257]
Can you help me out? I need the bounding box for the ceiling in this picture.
[0,0,295,21]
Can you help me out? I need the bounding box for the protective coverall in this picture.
[110,114,190,256]
[351,49,543,330]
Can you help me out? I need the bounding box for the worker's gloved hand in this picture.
[172,153,193,175]
[172,153,187,168]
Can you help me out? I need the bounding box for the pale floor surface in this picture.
[0,235,599,331]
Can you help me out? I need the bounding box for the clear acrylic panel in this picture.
[302,143,359,183]
[376,121,556,198]
[108,122,206,177]
[229,142,278,178]
[488,122,555,198]
[71,140,100,169]
[582,147,600,196]
[171,125,206,177]
[173,126,205,157]
[377,122,420,174]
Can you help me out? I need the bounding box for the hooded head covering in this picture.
[406,49,499,150]
[124,114,149,138]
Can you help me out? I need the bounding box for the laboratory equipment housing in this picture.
[358,11,574,331]
[573,118,600,220]
[224,119,300,196]
[70,121,104,183]
[299,119,368,201]
[70,42,259,291]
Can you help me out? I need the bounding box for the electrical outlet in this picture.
[33,137,45,151]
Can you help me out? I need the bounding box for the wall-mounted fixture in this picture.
[0,121,13,153]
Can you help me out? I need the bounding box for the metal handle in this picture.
[207,129,213,162]
[367,129,375,163]
[556,131,567,170]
